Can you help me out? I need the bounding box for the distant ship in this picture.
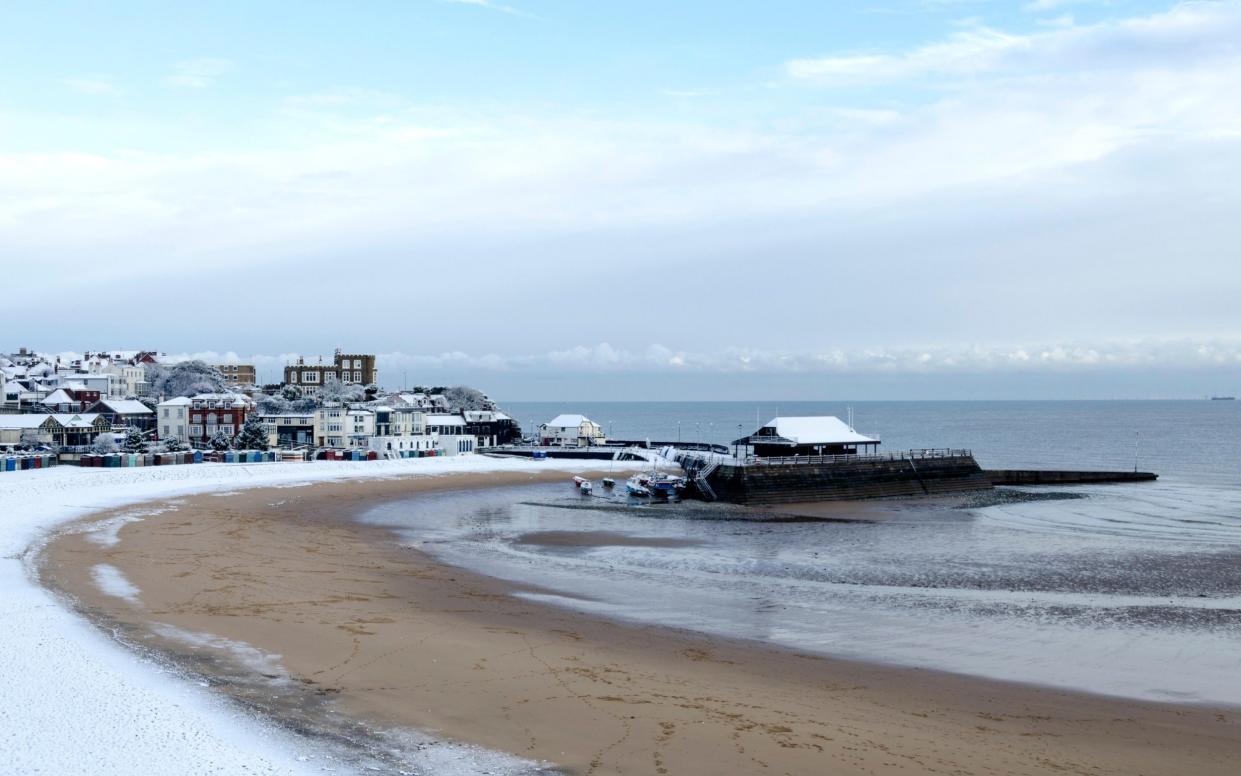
[1210,396,1236,401]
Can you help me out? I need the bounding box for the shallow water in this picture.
[359,479,1239,705]
[364,401,1241,705]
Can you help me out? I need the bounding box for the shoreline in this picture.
[39,470,1241,775]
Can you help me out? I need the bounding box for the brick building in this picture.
[215,363,257,386]
[283,350,376,395]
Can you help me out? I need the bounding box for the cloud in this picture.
[163,58,234,89]
[144,338,1241,376]
[786,3,1241,86]
[437,0,528,17]
[61,76,122,95]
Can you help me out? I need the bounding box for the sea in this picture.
[361,401,1241,705]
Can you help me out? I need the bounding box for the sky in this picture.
[2,0,1239,399]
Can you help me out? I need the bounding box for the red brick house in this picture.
[186,393,254,446]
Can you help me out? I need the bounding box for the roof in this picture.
[93,399,153,415]
[543,414,596,428]
[426,413,465,426]
[40,389,76,405]
[0,415,55,430]
[158,396,193,406]
[51,413,105,428]
[737,416,879,447]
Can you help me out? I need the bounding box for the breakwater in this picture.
[984,470,1158,486]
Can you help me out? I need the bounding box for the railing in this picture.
[743,448,972,467]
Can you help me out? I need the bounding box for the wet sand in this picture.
[39,470,1241,775]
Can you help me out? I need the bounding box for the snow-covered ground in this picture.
[0,457,578,776]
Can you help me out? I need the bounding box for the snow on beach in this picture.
[0,456,578,776]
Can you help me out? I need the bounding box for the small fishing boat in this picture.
[580,480,593,494]
[626,475,650,497]
[601,477,615,488]
[572,475,588,488]
[646,474,687,499]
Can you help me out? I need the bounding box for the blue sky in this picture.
[2,1,1239,398]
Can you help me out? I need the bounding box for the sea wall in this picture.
[984,470,1158,486]
[705,454,992,505]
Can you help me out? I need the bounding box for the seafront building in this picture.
[539,414,607,447]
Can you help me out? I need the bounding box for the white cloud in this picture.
[157,338,1241,376]
[163,58,234,89]
[787,3,1241,86]
[61,76,122,95]
[437,0,527,17]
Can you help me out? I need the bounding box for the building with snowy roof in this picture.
[156,397,193,443]
[88,399,156,433]
[0,413,111,448]
[733,416,880,458]
[539,414,606,447]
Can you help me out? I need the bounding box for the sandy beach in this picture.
[39,471,1241,775]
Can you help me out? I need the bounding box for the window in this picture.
[177,425,184,435]
[162,408,169,418]
[190,425,202,436]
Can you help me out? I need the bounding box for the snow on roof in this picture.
[426,414,465,426]
[40,389,76,405]
[3,380,25,393]
[158,396,193,406]
[750,416,878,446]
[543,414,596,428]
[0,415,54,429]
[93,399,152,415]
[51,413,104,428]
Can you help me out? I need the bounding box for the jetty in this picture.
[676,416,1157,506]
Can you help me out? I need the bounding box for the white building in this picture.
[156,397,193,443]
[367,405,436,458]
[539,414,606,447]
[426,413,475,456]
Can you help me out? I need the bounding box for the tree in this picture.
[208,429,234,451]
[19,430,46,450]
[439,385,495,412]
[91,433,119,454]
[121,427,147,453]
[163,436,186,452]
[145,361,228,398]
[280,384,303,401]
[317,375,365,405]
[235,414,269,451]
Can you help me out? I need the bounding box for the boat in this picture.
[601,477,615,488]
[580,480,593,494]
[626,475,650,497]
[572,475,588,488]
[1210,396,1236,401]
[646,473,687,499]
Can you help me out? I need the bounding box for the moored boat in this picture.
[602,477,615,488]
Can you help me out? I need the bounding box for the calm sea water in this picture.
[364,401,1241,704]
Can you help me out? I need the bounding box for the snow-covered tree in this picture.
[163,436,186,452]
[439,385,494,411]
[280,384,303,401]
[235,415,269,451]
[317,375,365,405]
[19,430,48,450]
[91,433,119,454]
[121,427,147,453]
[208,429,234,451]
[145,361,228,398]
